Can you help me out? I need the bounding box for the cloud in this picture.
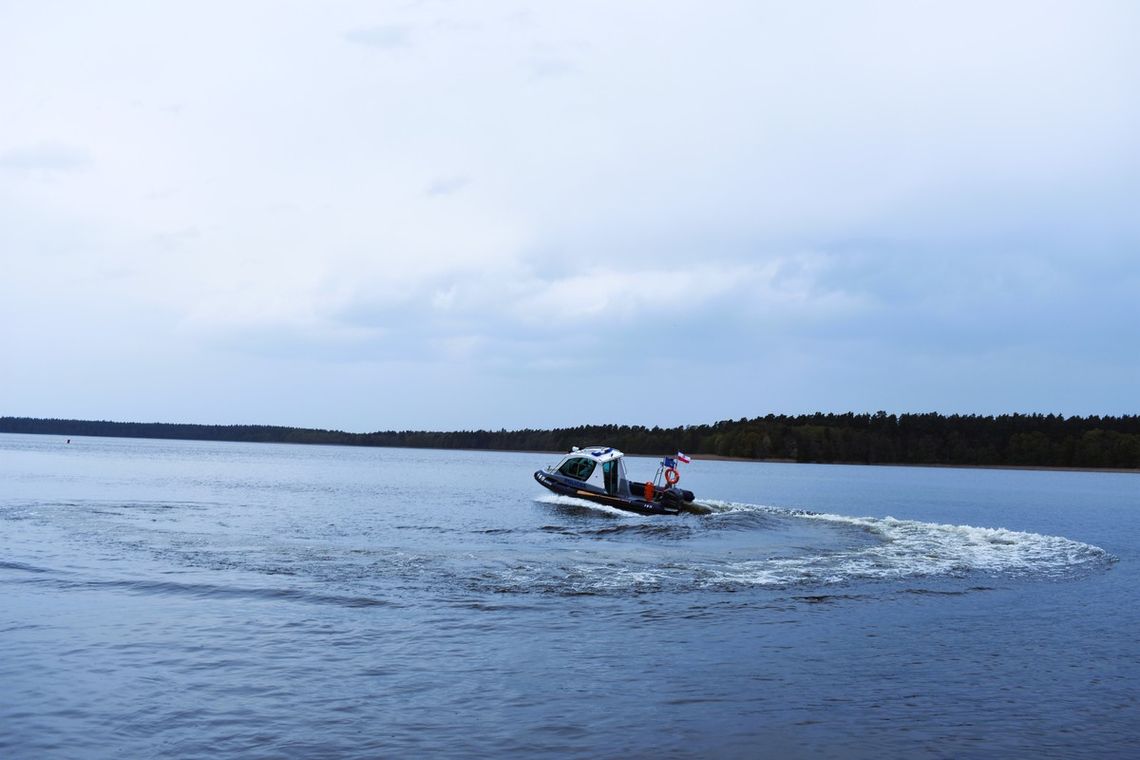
[0,143,91,174]
[425,175,470,197]
[343,24,411,49]
[526,54,577,80]
[1,0,1138,429]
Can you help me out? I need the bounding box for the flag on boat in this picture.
[662,456,676,469]
[675,452,691,464]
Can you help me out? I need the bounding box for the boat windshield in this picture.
[558,456,596,481]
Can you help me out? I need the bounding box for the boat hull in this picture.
[534,470,705,516]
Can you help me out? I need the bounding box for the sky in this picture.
[2,1,1138,432]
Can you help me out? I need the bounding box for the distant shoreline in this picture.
[524,450,1137,474]
[686,452,1139,474]
[3,413,1138,472]
[10,433,1138,474]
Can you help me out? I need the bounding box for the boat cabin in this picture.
[548,446,632,497]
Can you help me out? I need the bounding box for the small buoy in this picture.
[664,467,680,485]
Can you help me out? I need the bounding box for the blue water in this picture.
[1,434,1136,758]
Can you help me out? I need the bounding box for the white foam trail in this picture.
[534,498,1114,590]
[698,499,777,514]
[711,506,1113,587]
[534,493,637,518]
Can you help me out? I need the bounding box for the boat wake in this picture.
[530,494,1115,593]
[2,493,1115,607]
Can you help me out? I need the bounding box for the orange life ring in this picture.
[664,467,680,485]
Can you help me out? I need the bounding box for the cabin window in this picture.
[558,457,596,481]
[601,460,620,496]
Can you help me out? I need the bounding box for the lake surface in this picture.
[1,433,1136,758]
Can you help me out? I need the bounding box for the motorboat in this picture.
[534,446,709,515]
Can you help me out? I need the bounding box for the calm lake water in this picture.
[1,433,1136,758]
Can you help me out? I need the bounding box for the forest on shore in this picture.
[3,413,1138,470]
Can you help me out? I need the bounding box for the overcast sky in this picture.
[2,1,1137,432]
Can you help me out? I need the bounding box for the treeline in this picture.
[0,417,360,446]
[2,413,1138,469]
